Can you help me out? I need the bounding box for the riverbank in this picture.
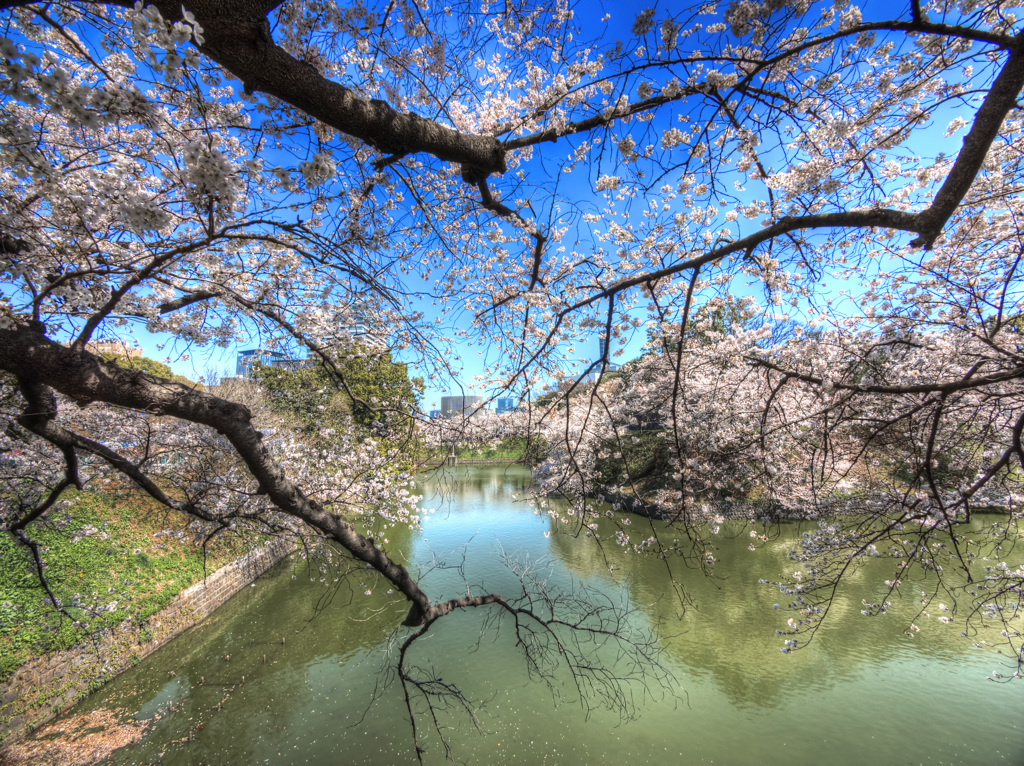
[609,492,867,521]
[416,457,527,468]
[0,536,293,748]
[9,464,1017,766]
[0,491,264,683]
[606,488,1015,522]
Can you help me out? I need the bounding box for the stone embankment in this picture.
[613,492,875,522]
[0,537,293,747]
[615,492,1012,522]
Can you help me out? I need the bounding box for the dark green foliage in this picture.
[520,435,550,466]
[593,430,671,489]
[253,350,422,436]
[420,436,542,463]
[451,436,534,461]
[531,390,562,410]
[100,353,197,387]
[252,364,352,431]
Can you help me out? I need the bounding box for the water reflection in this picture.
[545,502,1012,710]
[55,466,1023,765]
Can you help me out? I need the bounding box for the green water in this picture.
[73,466,1021,764]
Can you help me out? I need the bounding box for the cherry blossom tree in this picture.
[2,0,1024,747]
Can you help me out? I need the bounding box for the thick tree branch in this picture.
[748,356,1024,395]
[503,90,696,150]
[561,208,921,313]
[13,376,221,521]
[0,323,438,625]
[913,31,1024,248]
[145,0,505,179]
[0,0,507,178]
[158,289,218,314]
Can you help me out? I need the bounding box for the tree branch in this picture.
[0,324,437,625]
[747,356,1024,395]
[913,31,1024,248]
[145,0,505,179]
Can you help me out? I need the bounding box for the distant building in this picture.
[586,335,620,384]
[236,348,307,378]
[440,395,485,418]
[322,302,386,350]
[429,410,442,419]
[581,367,620,386]
[87,341,141,358]
[495,397,515,414]
[236,302,388,380]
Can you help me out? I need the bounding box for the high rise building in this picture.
[322,301,386,350]
[440,395,485,418]
[586,335,620,384]
[236,348,307,378]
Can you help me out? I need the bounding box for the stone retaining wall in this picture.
[0,536,294,747]
[614,492,868,521]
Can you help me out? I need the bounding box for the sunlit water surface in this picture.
[67,466,1022,764]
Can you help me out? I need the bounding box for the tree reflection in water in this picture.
[43,466,1023,765]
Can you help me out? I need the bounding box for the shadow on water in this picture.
[45,466,1024,764]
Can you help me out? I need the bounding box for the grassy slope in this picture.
[0,491,255,681]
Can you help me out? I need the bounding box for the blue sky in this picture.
[5,0,979,412]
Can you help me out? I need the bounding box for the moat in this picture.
[60,465,1023,764]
